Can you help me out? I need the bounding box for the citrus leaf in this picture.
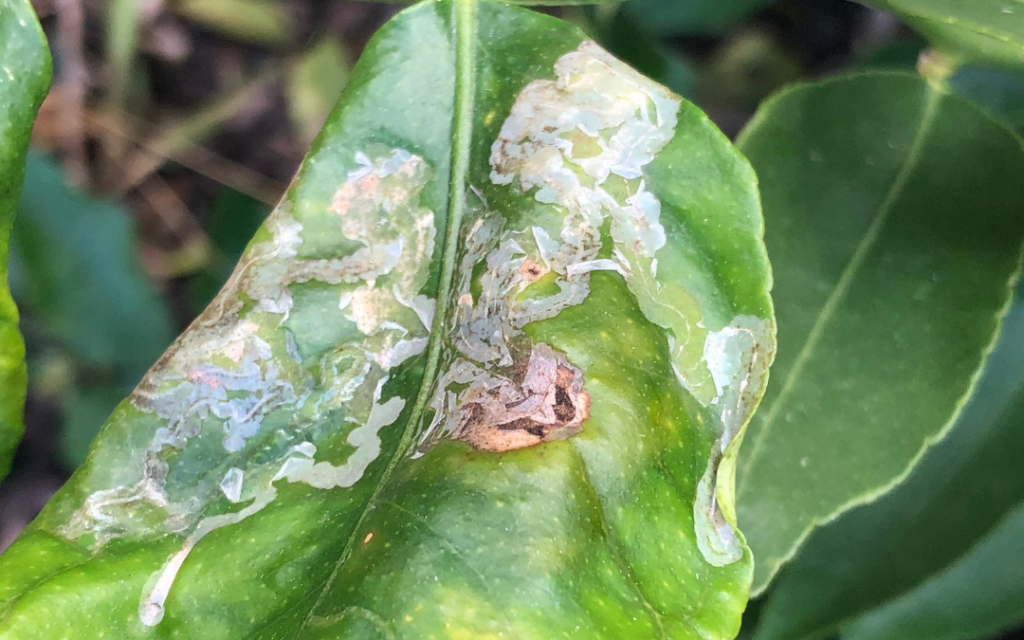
[852,35,1024,135]
[735,72,1024,594]
[858,0,1024,69]
[753,283,1024,640]
[951,65,1024,132]
[0,2,774,638]
[0,0,51,483]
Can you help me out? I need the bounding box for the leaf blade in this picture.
[0,0,52,482]
[753,284,1024,640]
[841,500,1024,640]
[859,0,1024,69]
[736,71,1024,593]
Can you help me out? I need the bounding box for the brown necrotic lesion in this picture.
[451,343,589,453]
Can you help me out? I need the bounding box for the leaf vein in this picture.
[289,1,478,636]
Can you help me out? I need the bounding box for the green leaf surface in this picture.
[753,283,1024,640]
[842,502,1024,640]
[859,0,1024,69]
[0,2,773,638]
[0,0,51,483]
[623,0,776,36]
[735,71,1024,594]
[854,35,1024,134]
[10,153,175,372]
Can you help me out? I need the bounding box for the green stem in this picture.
[917,48,962,91]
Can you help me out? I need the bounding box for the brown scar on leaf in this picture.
[518,258,546,282]
[452,343,590,452]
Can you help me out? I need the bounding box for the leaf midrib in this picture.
[291,0,478,634]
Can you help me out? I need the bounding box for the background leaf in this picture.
[10,153,174,371]
[0,3,773,638]
[753,282,1024,640]
[287,37,351,146]
[842,501,1024,640]
[9,153,176,470]
[950,66,1024,133]
[853,34,1024,135]
[623,0,777,36]
[735,71,1024,593]
[0,0,52,483]
[172,0,295,47]
[858,0,1024,69]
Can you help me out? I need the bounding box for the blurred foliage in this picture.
[623,0,777,36]
[736,70,1024,595]
[11,154,173,371]
[172,0,296,47]
[10,153,174,466]
[190,187,271,311]
[858,0,1024,70]
[857,36,1024,134]
[700,28,803,109]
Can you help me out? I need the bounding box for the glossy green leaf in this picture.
[10,153,175,372]
[753,283,1024,640]
[735,72,1024,594]
[0,0,51,482]
[859,0,1024,69]
[853,35,1024,135]
[0,2,773,638]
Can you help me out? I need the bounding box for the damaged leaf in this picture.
[0,2,772,638]
[0,0,51,483]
